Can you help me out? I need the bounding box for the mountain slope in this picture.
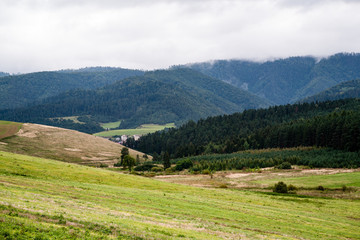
[187,53,360,105]
[0,68,269,130]
[0,67,144,110]
[134,98,360,157]
[300,79,360,103]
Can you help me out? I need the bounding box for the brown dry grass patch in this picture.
[0,121,22,140]
[0,123,150,166]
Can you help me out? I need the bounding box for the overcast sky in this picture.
[1,0,360,73]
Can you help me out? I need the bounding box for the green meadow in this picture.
[1,150,360,239]
[100,121,122,129]
[94,123,175,137]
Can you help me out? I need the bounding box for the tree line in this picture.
[132,98,360,158]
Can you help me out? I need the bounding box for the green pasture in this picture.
[0,150,360,239]
[94,123,175,137]
[100,120,122,129]
[255,171,360,188]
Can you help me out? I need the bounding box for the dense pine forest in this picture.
[300,79,360,103]
[130,98,360,158]
[0,68,268,131]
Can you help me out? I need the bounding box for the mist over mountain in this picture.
[186,53,360,105]
[0,72,9,77]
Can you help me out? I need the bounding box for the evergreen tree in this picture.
[163,151,171,169]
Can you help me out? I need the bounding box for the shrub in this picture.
[202,169,211,175]
[165,167,175,174]
[114,161,122,167]
[175,159,193,171]
[276,161,292,169]
[99,163,108,168]
[288,184,297,191]
[273,181,288,193]
[151,167,163,172]
[134,163,156,171]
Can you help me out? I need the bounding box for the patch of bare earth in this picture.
[1,123,149,166]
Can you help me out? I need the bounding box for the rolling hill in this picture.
[186,53,360,105]
[0,68,270,131]
[0,67,144,110]
[300,79,360,103]
[0,121,148,166]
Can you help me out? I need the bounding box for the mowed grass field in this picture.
[0,121,22,140]
[1,151,360,239]
[94,123,175,137]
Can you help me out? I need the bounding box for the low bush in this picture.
[134,162,156,171]
[273,181,288,193]
[288,184,297,191]
[175,159,193,171]
[276,162,292,169]
[151,167,163,172]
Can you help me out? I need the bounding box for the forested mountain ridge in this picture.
[0,67,144,110]
[300,79,360,103]
[132,98,360,158]
[186,53,360,105]
[0,72,9,77]
[0,68,269,131]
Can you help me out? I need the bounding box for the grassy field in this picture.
[0,123,149,166]
[0,121,22,140]
[101,121,122,129]
[1,150,360,239]
[94,123,175,137]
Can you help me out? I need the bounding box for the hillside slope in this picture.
[1,150,359,239]
[0,122,147,166]
[0,68,269,130]
[0,67,144,110]
[134,98,360,158]
[300,79,360,103]
[187,53,360,105]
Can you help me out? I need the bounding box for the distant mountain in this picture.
[186,53,360,105]
[0,68,144,110]
[300,79,360,103]
[0,68,269,131]
[0,72,9,77]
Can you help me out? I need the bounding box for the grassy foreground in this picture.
[94,123,175,137]
[1,151,360,239]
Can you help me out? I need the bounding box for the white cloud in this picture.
[0,0,360,73]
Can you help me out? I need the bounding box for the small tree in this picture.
[123,155,136,172]
[120,147,129,165]
[136,154,140,165]
[163,151,171,169]
[273,181,288,193]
